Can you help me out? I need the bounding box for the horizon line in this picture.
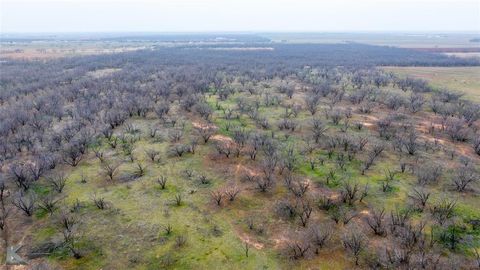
[1,30,479,35]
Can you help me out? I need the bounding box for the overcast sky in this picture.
[1,0,479,33]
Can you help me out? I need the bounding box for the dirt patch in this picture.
[315,187,340,200]
[237,232,265,249]
[211,134,234,144]
[358,115,379,130]
[191,120,232,144]
[191,121,217,130]
[0,46,149,60]
[86,68,121,78]
[234,163,261,177]
[358,209,371,217]
[416,118,479,158]
[272,234,289,249]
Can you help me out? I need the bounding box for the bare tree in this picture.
[452,167,477,192]
[195,125,216,143]
[92,193,107,210]
[402,130,418,155]
[108,136,118,149]
[461,102,480,126]
[288,178,310,198]
[215,141,234,158]
[47,173,68,193]
[389,208,412,234]
[124,123,141,135]
[408,188,430,211]
[445,117,469,142]
[340,180,363,205]
[0,177,10,230]
[101,126,114,140]
[198,174,210,185]
[156,176,167,189]
[366,208,387,236]
[416,163,443,185]
[381,169,395,193]
[145,149,160,162]
[299,199,313,227]
[189,138,199,154]
[122,142,135,162]
[174,193,183,206]
[26,157,47,181]
[13,191,36,216]
[244,242,250,258]
[329,109,344,125]
[383,246,412,268]
[58,210,78,232]
[169,129,184,143]
[133,162,147,178]
[284,232,311,260]
[311,118,328,143]
[277,118,298,132]
[93,148,105,163]
[361,144,385,175]
[8,162,33,191]
[0,207,10,230]
[195,102,213,121]
[163,223,173,235]
[62,143,84,167]
[63,223,83,259]
[38,195,62,215]
[102,162,120,182]
[210,190,223,206]
[317,195,335,211]
[255,176,274,193]
[169,144,189,157]
[278,83,295,99]
[431,198,456,225]
[275,198,299,220]
[408,93,425,113]
[154,101,170,120]
[305,93,321,115]
[342,227,367,266]
[385,93,405,110]
[225,186,240,201]
[473,135,480,156]
[308,224,332,254]
[329,206,357,225]
[174,234,187,248]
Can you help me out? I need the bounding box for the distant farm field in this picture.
[383,66,480,102]
[262,32,480,48]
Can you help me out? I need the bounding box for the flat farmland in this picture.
[262,32,480,48]
[383,66,480,102]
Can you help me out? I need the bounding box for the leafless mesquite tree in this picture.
[13,191,36,216]
[342,227,367,266]
[47,173,69,193]
[102,162,120,182]
[157,176,167,189]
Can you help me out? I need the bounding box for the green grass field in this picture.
[383,66,480,102]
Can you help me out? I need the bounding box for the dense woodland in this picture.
[1,43,480,269]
